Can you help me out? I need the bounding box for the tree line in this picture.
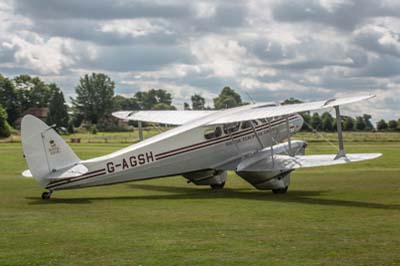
[0,73,243,136]
[282,97,400,132]
[0,72,399,137]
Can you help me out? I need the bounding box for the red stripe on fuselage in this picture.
[46,168,106,189]
[155,115,299,160]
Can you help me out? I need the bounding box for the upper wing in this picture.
[207,95,375,125]
[112,110,218,125]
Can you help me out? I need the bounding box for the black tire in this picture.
[272,186,288,194]
[210,182,225,190]
[41,192,51,200]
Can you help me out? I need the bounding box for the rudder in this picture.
[21,115,80,187]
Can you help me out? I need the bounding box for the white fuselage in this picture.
[46,112,304,190]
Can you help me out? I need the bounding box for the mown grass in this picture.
[0,141,400,266]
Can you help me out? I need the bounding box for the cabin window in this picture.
[204,127,222,139]
[271,116,282,121]
[241,120,258,129]
[223,122,240,134]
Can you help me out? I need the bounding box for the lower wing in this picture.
[237,153,382,172]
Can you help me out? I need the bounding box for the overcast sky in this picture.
[1,0,400,121]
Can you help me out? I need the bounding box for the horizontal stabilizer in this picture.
[237,153,382,172]
[47,163,88,182]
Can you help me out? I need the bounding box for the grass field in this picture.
[1,140,400,265]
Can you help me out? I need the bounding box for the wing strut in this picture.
[334,106,346,159]
[268,119,275,166]
[138,121,144,141]
[285,115,292,156]
[250,120,264,149]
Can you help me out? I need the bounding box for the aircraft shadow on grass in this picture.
[26,183,400,211]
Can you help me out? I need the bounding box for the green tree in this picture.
[377,119,388,131]
[135,89,173,110]
[152,103,176,110]
[355,116,366,131]
[310,113,322,130]
[0,105,11,138]
[321,112,334,131]
[301,112,311,131]
[14,74,53,109]
[213,87,242,109]
[343,117,355,131]
[183,102,191,110]
[47,84,69,130]
[0,75,20,125]
[281,98,303,105]
[112,95,139,111]
[363,114,374,131]
[72,73,115,124]
[191,94,205,110]
[388,120,398,131]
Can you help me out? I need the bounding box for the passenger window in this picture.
[215,127,222,137]
[204,127,222,139]
[223,122,240,134]
[241,121,251,129]
[241,120,258,129]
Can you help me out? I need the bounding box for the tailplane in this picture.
[21,115,82,187]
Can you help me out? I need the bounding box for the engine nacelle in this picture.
[235,140,307,191]
[183,169,227,186]
[236,170,291,190]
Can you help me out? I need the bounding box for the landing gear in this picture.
[272,186,288,194]
[41,191,52,200]
[210,182,225,190]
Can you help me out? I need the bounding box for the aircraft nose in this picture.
[294,114,304,133]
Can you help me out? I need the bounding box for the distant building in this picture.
[15,107,49,128]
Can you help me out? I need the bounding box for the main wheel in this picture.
[210,182,225,190]
[272,186,288,194]
[41,191,52,200]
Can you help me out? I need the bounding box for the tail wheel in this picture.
[272,186,288,194]
[210,182,225,190]
[41,191,52,200]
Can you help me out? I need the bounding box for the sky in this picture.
[1,0,400,121]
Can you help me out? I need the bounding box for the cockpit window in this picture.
[204,127,222,139]
[223,122,240,134]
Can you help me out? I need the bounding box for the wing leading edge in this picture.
[113,95,375,126]
[207,94,375,125]
[112,110,218,125]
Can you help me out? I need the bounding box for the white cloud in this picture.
[0,0,399,119]
[3,34,74,75]
[190,35,248,77]
[99,19,171,37]
[194,2,216,18]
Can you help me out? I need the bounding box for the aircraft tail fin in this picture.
[21,115,81,187]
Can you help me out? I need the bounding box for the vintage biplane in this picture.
[21,95,381,199]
